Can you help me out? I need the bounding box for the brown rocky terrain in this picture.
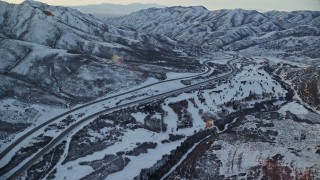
[280,65,320,111]
[165,111,320,179]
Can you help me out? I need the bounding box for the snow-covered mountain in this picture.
[1,1,320,180]
[0,0,201,107]
[0,1,177,54]
[106,7,320,58]
[71,3,165,18]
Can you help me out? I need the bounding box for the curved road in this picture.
[4,57,238,179]
[0,58,226,160]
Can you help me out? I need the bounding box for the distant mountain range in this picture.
[106,6,320,58]
[71,3,166,18]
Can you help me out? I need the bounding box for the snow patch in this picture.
[279,102,309,115]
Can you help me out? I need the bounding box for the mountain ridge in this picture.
[106,6,320,58]
[0,1,320,179]
[70,2,166,18]
[0,0,201,107]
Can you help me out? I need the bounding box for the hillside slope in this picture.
[0,0,201,107]
[106,7,320,58]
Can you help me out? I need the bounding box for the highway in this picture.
[0,58,222,161]
[2,56,238,179]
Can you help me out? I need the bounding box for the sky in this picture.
[2,0,320,11]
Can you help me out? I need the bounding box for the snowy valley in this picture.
[0,1,320,179]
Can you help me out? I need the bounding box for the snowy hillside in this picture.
[0,0,202,154]
[0,0,203,106]
[106,7,320,58]
[0,1,179,53]
[1,1,320,180]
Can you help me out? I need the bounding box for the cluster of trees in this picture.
[169,100,193,129]
[139,102,165,114]
[125,142,158,156]
[144,114,167,133]
[224,100,242,111]
[43,10,54,16]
